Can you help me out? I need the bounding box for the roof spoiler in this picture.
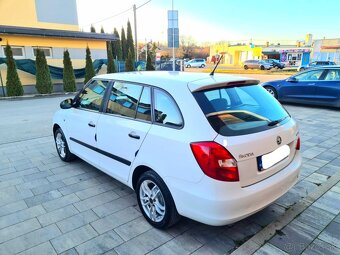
[192,79,260,92]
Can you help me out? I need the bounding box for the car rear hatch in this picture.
[214,123,299,187]
[190,77,300,187]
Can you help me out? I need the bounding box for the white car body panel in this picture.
[96,114,152,183]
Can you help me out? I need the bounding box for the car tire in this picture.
[54,128,76,162]
[186,64,191,68]
[299,67,305,71]
[244,65,248,70]
[260,65,265,70]
[200,64,205,68]
[264,86,278,99]
[136,170,181,229]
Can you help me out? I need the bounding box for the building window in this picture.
[33,47,52,58]
[2,46,25,59]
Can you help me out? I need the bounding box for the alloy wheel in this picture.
[139,180,166,222]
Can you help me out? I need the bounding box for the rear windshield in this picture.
[193,85,290,136]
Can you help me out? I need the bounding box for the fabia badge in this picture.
[277,136,282,145]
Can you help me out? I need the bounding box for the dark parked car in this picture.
[262,66,340,108]
[264,59,285,69]
[298,61,336,71]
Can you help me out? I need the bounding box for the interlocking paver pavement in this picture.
[0,96,339,254]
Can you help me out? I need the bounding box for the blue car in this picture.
[262,66,340,108]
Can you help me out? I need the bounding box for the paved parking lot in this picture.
[0,96,339,255]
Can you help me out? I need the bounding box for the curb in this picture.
[230,171,340,255]
[0,92,77,101]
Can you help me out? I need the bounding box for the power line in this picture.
[82,0,152,27]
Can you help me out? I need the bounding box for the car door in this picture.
[314,69,340,105]
[67,79,110,166]
[96,81,152,182]
[280,69,326,102]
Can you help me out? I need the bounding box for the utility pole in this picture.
[172,0,175,71]
[133,4,138,61]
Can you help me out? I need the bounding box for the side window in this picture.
[136,87,152,121]
[325,70,340,81]
[106,82,142,118]
[294,69,324,81]
[154,89,183,128]
[78,80,109,111]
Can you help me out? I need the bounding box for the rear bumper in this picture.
[166,151,301,226]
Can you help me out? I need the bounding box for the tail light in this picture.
[190,142,239,182]
[296,137,300,150]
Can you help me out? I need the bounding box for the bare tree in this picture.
[180,36,196,59]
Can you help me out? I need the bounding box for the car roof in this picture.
[309,65,340,69]
[95,71,259,92]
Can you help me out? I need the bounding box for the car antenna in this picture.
[210,54,223,76]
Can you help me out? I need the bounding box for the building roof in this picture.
[0,25,117,41]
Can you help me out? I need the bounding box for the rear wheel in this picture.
[260,65,265,70]
[265,86,278,99]
[244,65,248,70]
[200,64,205,68]
[54,128,76,162]
[136,171,180,229]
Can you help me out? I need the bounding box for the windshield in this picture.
[193,85,290,136]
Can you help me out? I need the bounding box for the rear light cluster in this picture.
[190,142,239,182]
[296,137,300,150]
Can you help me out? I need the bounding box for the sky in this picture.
[76,0,340,44]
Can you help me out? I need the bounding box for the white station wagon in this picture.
[53,71,301,228]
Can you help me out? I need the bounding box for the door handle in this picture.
[128,132,140,140]
[88,121,96,127]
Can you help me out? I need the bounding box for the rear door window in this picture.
[106,81,142,118]
[193,85,289,136]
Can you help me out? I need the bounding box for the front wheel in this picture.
[244,65,248,70]
[265,86,278,99]
[186,64,191,68]
[54,128,76,162]
[260,65,265,70]
[136,171,180,229]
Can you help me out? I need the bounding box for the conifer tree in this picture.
[113,28,122,60]
[126,20,135,60]
[63,50,76,92]
[121,27,127,60]
[146,53,155,71]
[84,46,96,83]
[107,42,116,73]
[90,25,96,33]
[100,26,105,33]
[125,50,134,72]
[4,44,23,96]
[35,49,53,94]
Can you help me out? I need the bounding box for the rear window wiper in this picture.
[267,116,288,126]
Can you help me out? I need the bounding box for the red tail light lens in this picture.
[190,142,239,182]
[296,137,300,150]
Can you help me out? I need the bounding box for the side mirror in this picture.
[60,98,74,109]
[287,77,298,83]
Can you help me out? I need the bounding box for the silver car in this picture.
[244,60,273,70]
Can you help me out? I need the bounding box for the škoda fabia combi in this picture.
[53,71,301,228]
